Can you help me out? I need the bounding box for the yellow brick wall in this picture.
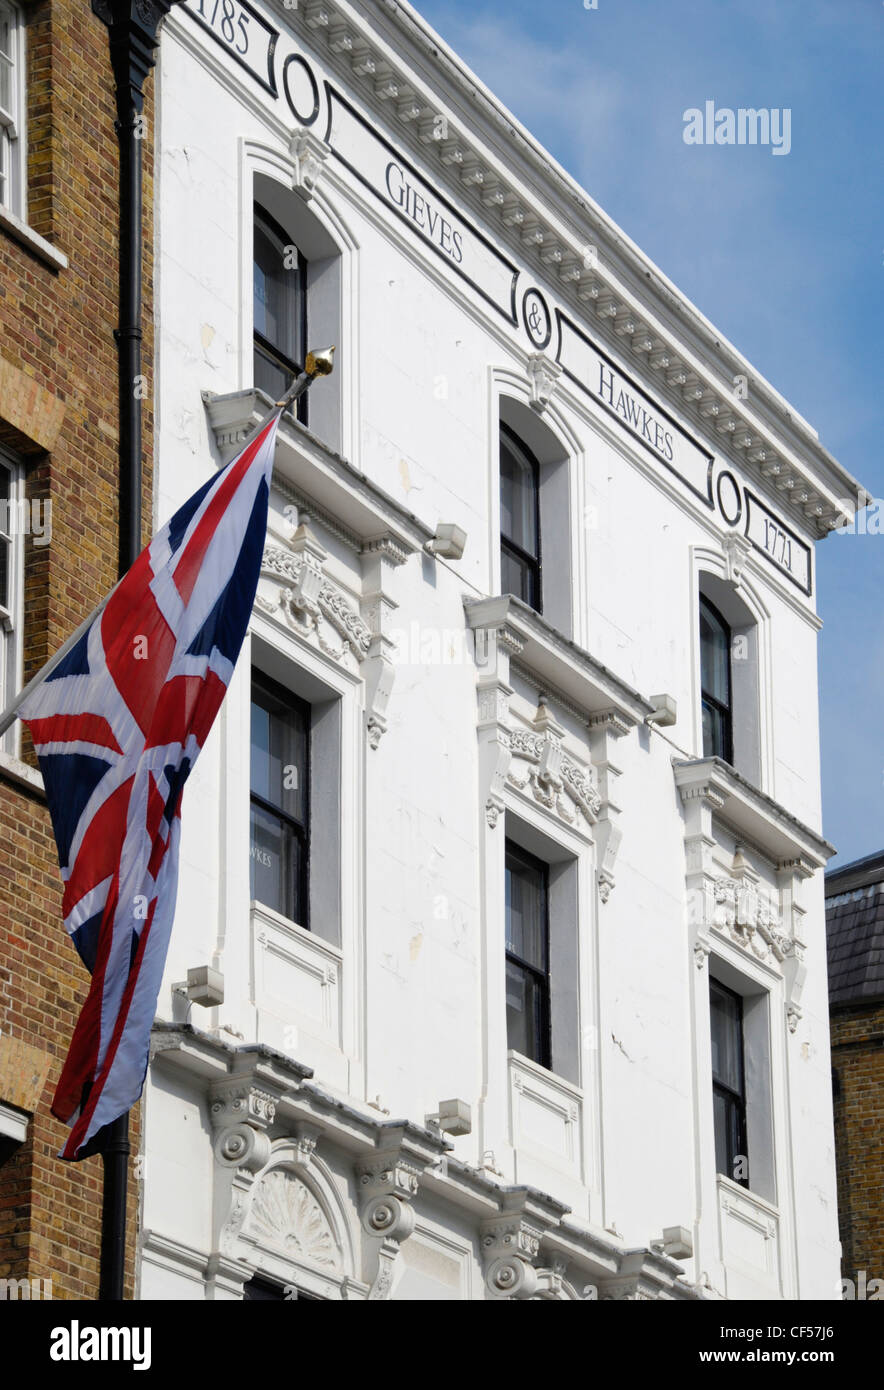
[0,0,155,1300]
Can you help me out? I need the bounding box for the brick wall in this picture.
[0,0,155,1300]
[831,1001,884,1291]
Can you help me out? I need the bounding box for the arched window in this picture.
[253,205,307,420]
[700,594,733,763]
[500,423,541,612]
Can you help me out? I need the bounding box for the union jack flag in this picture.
[19,412,281,1160]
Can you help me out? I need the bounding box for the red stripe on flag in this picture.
[62,777,134,920]
[102,549,177,736]
[51,871,121,1126]
[27,713,123,755]
[146,670,228,751]
[172,416,276,606]
[62,895,158,1160]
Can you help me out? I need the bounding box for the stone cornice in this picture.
[150,1022,703,1297]
[273,0,865,537]
[202,389,429,555]
[673,757,834,868]
[465,594,653,728]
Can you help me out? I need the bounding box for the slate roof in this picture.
[825,851,884,1008]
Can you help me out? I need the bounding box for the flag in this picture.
[19,412,281,1160]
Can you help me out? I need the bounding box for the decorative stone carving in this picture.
[723,532,752,587]
[507,700,601,828]
[360,535,412,748]
[290,130,331,201]
[526,353,563,414]
[480,1215,543,1299]
[210,1081,278,1133]
[356,1150,423,1300]
[247,1169,342,1271]
[588,710,630,901]
[215,1124,272,1173]
[694,934,712,970]
[261,540,372,665]
[292,1122,322,1167]
[706,875,793,966]
[463,599,522,833]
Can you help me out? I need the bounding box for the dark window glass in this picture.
[243,1275,287,1300]
[710,980,749,1188]
[700,595,733,762]
[505,843,550,1068]
[249,673,309,927]
[253,207,307,422]
[242,1275,320,1300]
[500,425,541,612]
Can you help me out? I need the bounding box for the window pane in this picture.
[713,1089,732,1176]
[249,802,303,922]
[505,959,547,1065]
[702,700,729,760]
[505,849,547,970]
[700,601,730,705]
[253,343,289,403]
[250,683,307,824]
[0,24,12,122]
[253,218,303,367]
[710,984,743,1091]
[500,542,535,608]
[500,436,537,554]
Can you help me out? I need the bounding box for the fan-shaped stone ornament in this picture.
[247,1170,342,1271]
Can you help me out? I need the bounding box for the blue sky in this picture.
[414,0,884,867]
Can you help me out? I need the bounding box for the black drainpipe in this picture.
[90,0,182,1302]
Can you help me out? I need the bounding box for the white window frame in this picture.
[0,0,26,219]
[0,447,25,756]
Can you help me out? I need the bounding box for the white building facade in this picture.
[140,0,860,1301]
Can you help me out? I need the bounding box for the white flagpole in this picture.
[0,349,335,742]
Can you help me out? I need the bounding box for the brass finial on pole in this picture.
[0,347,338,742]
[274,346,336,411]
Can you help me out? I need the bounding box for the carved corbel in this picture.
[588,710,631,901]
[291,1121,322,1168]
[360,535,412,748]
[290,129,331,201]
[465,597,523,829]
[480,1213,544,1298]
[694,933,712,970]
[777,858,813,1029]
[723,532,752,588]
[210,1078,278,1258]
[356,1151,421,1300]
[676,776,730,969]
[526,353,563,414]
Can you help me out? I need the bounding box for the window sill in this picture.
[0,205,68,272]
[0,749,44,797]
